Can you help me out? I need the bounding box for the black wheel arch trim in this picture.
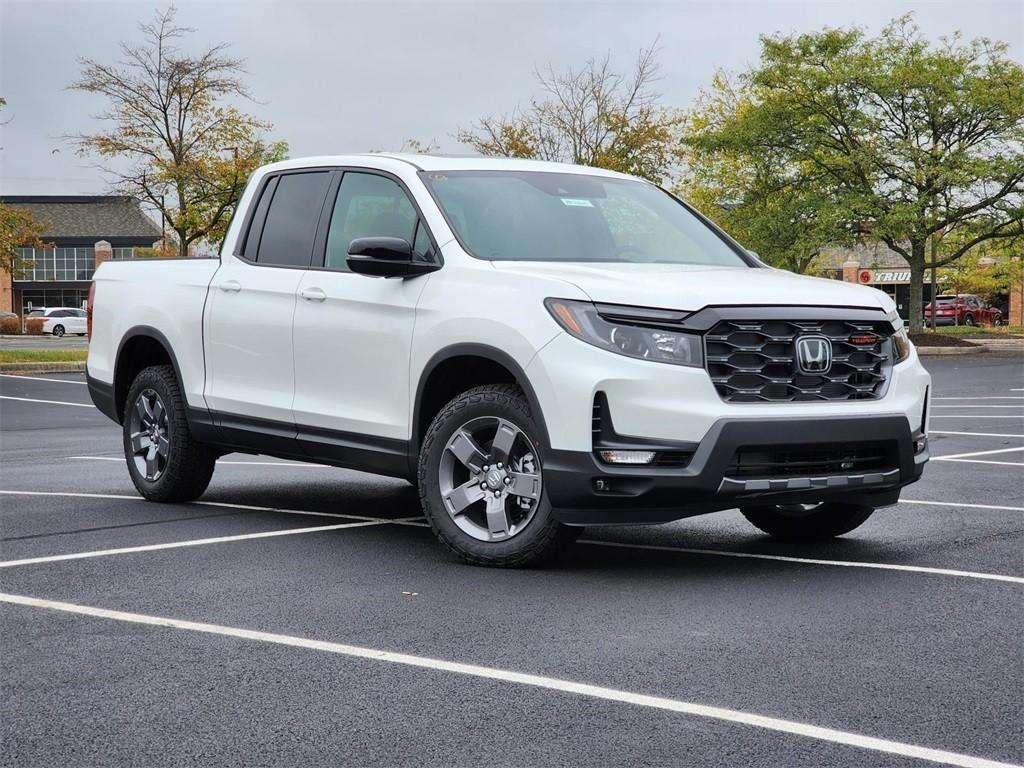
[413,343,551,456]
[111,325,214,433]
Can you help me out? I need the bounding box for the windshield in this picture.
[420,170,749,267]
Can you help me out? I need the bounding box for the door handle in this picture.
[219,280,242,293]
[300,287,327,302]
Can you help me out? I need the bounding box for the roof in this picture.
[258,153,638,180]
[0,196,161,240]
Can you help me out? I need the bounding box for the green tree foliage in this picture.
[682,17,1024,331]
[0,202,50,275]
[458,43,684,182]
[70,7,288,257]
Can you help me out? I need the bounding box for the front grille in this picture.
[705,319,891,402]
[726,442,896,479]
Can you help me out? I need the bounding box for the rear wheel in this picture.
[740,502,875,540]
[418,384,574,567]
[123,365,216,502]
[964,314,976,327]
[52,324,65,337]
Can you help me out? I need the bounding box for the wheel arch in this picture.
[113,326,186,424]
[413,344,551,459]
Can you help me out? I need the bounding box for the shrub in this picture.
[24,317,45,335]
[0,316,20,334]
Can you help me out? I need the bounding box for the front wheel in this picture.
[740,502,875,540]
[417,384,574,567]
[123,364,217,502]
[52,325,65,337]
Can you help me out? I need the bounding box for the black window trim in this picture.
[232,165,443,274]
[312,166,443,273]
[233,166,335,271]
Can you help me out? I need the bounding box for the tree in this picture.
[680,74,847,273]
[458,43,685,182]
[684,17,1024,331]
[0,202,50,275]
[70,6,288,258]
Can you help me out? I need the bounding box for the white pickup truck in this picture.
[87,154,931,566]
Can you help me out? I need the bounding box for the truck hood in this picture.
[490,262,891,313]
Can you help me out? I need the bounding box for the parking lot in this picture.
[1,354,1021,768]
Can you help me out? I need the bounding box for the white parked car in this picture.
[86,154,931,566]
[28,307,88,337]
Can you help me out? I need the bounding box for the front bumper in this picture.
[544,414,928,525]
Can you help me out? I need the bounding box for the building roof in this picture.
[0,196,161,240]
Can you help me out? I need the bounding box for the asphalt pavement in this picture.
[1,354,1022,767]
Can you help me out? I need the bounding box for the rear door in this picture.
[204,170,332,437]
[291,170,438,467]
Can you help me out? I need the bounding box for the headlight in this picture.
[893,328,912,363]
[545,298,703,367]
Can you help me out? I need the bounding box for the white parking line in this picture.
[936,459,1024,467]
[931,431,1024,438]
[937,399,1024,405]
[1,491,1015,582]
[0,519,398,568]
[931,405,1024,409]
[901,499,1024,512]
[67,456,328,468]
[933,446,1024,461]
[0,395,92,408]
[930,416,1024,419]
[578,540,1022,584]
[0,374,87,385]
[0,490,430,527]
[0,593,1017,768]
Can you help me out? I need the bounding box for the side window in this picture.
[242,177,278,262]
[324,172,419,271]
[412,221,434,262]
[256,172,331,267]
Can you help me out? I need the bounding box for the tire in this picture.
[123,364,216,502]
[964,314,975,327]
[993,316,1003,327]
[52,325,65,337]
[740,502,875,540]
[418,383,574,567]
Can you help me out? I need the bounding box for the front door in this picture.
[291,170,438,469]
[204,170,332,435]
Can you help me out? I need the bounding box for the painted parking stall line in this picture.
[577,540,1024,585]
[67,456,330,468]
[0,374,87,385]
[933,447,1024,461]
[0,592,1019,768]
[0,519,396,568]
[0,395,93,408]
[0,491,1014,582]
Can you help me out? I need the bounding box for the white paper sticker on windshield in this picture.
[560,198,594,207]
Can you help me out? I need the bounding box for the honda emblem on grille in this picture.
[795,335,832,374]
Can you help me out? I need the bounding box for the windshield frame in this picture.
[417,169,760,269]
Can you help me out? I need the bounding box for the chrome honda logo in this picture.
[795,335,832,374]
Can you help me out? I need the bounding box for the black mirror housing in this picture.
[346,237,439,278]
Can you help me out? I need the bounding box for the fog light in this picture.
[914,437,927,454]
[598,450,656,465]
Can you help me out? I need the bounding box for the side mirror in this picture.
[346,237,440,278]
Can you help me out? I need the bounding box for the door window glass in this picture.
[412,221,434,261]
[256,172,331,267]
[324,173,418,270]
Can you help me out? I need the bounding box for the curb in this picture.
[0,362,87,374]
[916,346,985,356]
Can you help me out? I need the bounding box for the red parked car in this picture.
[923,294,1003,326]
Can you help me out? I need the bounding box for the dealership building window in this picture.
[0,196,160,315]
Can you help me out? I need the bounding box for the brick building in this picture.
[1,196,161,315]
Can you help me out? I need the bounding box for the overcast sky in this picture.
[1,0,1022,196]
